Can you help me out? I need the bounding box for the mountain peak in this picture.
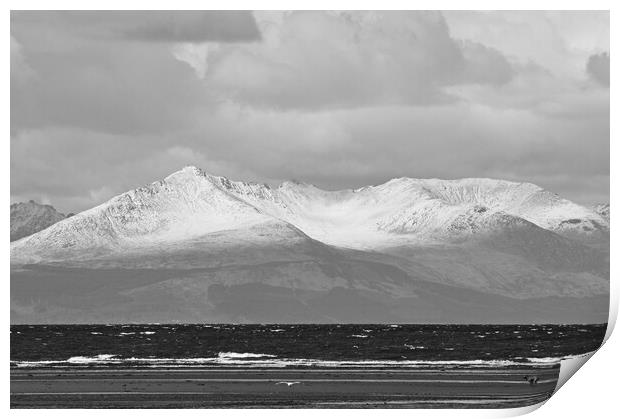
[10,200,67,241]
[164,165,208,180]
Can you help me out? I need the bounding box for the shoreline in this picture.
[11,364,559,409]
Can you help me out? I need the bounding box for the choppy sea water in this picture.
[10,324,606,368]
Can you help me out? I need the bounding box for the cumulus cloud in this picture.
[587,52,610,87]
[187,101,608,191]
[172,43,215,79]
[201,11,514,109]
[444,11,609,80]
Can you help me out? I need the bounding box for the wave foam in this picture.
[11,354,571,368]
[217,352,277,359]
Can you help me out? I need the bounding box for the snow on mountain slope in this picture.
[594,203,610,223]
[68,219,330,270]
[213,173,608,248]
[371,177,608,239]
[10,167,278,263]
[11,166,608,261]
[10,200,67,241]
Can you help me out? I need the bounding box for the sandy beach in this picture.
[11,365,559,408]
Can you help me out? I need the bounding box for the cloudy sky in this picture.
[11,11,609,213]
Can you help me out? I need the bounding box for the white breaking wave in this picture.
[525,351,595,364]
[217,352,277,359]
[11,353,578,368]
[13,354,120,367]
[66,354,117,364]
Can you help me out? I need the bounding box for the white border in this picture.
[3,1,616,418]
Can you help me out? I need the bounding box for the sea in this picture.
[10,323,607,368]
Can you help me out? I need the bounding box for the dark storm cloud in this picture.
[10,11,236,134]
[123,11,261,43]
[586,52,610,87]
[11,11,261,43]
[10,11,260,131]
[10,39,208,134]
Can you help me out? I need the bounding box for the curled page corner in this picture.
[496,351,603,417]
[491,401,546,417]
[554,296,619,387]
[553,308,616,394]
[514,307,617,414]
[555,351,596,392]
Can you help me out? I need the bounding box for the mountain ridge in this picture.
[10,166,609,324]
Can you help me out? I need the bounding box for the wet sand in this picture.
[11,365,559,408]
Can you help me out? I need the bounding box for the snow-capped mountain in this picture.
[214,173,609,247]
[12,166,608,254]
[10,200,67,241]
[11,168,275,262]
[10,166,609,324]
